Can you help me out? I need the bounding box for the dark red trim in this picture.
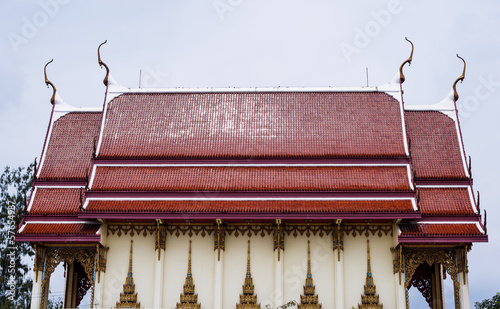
[415,179,472,186]
[78,211,421,220]
[15,235,101,243]
[21,215,97,222]
[92,157,411,165]
[33,180,87,187]
[398,235,488,243]
[84,191,416,199]
[419,215,482,222]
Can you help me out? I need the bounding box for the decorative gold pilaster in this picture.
[392,245,404,284]
[359,239,383,309]
[298,241,321,309]
[237,240,260,309]
[156,221,167,261]
[176,240,201,309]
[332,220,344,261]
[96,245,109,283]
[457,246,469,284]
[274,219,284,261]
[33,244,46,282]
[116,240,141,308]
[214,219,225,261]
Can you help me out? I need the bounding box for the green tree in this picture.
[475,293,500,309]
[0,164,35,309]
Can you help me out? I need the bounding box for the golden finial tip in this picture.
[453,54,466,101]
[399,37,414,84]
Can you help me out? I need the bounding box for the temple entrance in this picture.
[64,260,93,308]
[407,263,444,309]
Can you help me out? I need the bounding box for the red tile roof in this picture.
[38,112,102,180]
[405,111,467,180]
[85,199,414,213]
[399,223,482,237]
[29,188,82,215]
[91,166,411,192]
[418,188,475,216]
[19,223,100,235]
[98,92,406,159]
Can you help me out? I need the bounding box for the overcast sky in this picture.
[1,0,499,307]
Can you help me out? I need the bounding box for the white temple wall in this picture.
[223,235,274,308]
[98,227,398,309]
[101,233,156,308]
[283,235,335,308]
[162,235,215,308]
[343,234,396,309]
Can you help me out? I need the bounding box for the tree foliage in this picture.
[0,164,35,309]
[475,293,500,309]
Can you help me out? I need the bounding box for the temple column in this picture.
[213,249,224,309]
[393,246,405,309]
[152,248,166,307]
[93,225,108,309]
[334,249,345,309]
[30,271,43,309]
[213,219,225,309]
[459,271,470,309]
[333,220,344,309]
[274,248,284,307]
[153,222,166,308]
[394,272,405,308]
[274,219,284,307]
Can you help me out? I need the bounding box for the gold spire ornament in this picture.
[97,40,110,86]
[116,240,141,308]
[359,240,382,309]
[237,240,261,309]
[44,59,57,104]
[298,240,321,309]
[452,54,466,101]
[398,37,414,84]
[176,240,201,309]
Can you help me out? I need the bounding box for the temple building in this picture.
[16,40,487,309]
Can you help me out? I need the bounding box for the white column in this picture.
[394,272,406,309]
[94,225,108,308]
[459,272,471,309]
[152,249,166,308]
[274,249,284,307]
[334,249,344,309]
[213,250,224,309]
[30,271,43,309]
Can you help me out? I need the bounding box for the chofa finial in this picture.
[453,54,466,101]
[44,59,57,105]
[98,40,110,86]
[399,37,414,84]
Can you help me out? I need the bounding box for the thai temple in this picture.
[16,40,488,309]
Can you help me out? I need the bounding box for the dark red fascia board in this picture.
[419,215,482,222]
[15,235,101,243]
[398,235,488,243]
[21,215,98,223]
[78,211,421,221]
[85,191,416,199]
[92,156,412,165]
[415,179,473,186]
[33,179,87,187]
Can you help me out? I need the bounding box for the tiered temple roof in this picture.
[16,51,487,249]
